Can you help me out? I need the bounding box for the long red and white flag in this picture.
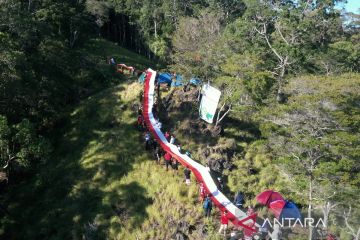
[142,68,259,233]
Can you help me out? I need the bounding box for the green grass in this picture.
[0,80,223,239]
[82,38,163,71]
[71,38,164,95]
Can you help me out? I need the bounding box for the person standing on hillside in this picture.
[144,132,151,150]
[152,139,158,151]
[171,158,179,176]
[156,119,162,129]
[164,131,170,141]
[247,206,255,216]
[137,105,142,115]
[199,182,206,202]
[137,115,143,130]
[170,135,175,144]
[203,194,213,218]
[268,224,282,240]
[139,90,144,103]
[153,105,159,119]
[177,144,182,153]
[155,145,162,164]
[164,151,172,171]
[234,191,245,209]
[218,210,229,236]
[205,163,210,173]
[109,57,116,65]
[217,177,224,191]
[184,166,191,185]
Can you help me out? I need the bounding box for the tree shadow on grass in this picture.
[112,182,153,229]
[222,116,261,143]
[1,84,151,239]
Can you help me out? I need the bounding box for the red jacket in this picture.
[137,116,143,125]
[221,214,229,224]
[165,132,170,140]
[164,152,172,161]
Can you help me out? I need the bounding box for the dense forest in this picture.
[0,0,359,239]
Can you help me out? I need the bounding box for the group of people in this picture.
[136,102,193,185]
[201,186,259,237]
[137,102,250,237]
[137,106,248,237]
[135,78,281,239]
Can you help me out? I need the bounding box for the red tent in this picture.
[256,190,284,207]
[269,199,287,218]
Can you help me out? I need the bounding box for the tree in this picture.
[0,116,51,183]
[206,0,246,22]
[270,103,358,240]
[343,12,360,35]
[342,206,360,240]
[85,0,111,34]
[213,76,239,127]
[212,52,275,125]
[327,35,360,72]
[171,9,224,80]
[220,0,348,101]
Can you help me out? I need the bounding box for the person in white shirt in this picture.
[268,224,282,240]
[170,135,175,144]
[144,132,151,150]
[110,57,116,65]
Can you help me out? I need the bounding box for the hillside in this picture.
[1,82,183,239]
[0,54,225,239]
[1,49,359,239]
[1,0,359,239]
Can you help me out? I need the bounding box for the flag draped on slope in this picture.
[142,68,259,235]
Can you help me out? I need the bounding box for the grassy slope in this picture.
[1,40,223,240]
[82,38,161,71]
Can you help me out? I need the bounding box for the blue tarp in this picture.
[131,66,205,87]
[189,78,202,86]
[171,81,183,87]
[171,75,184,87]
[158,73,173,84]
[138,72,146,83]
[158,72,184,87]
[279,201,302,220]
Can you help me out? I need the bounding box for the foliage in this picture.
[171,10,224,79]
[227,140,290,207]
[327,34,360,72]
[243,72,275,104]
[0,116,51,173]
[258,74,360,237]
